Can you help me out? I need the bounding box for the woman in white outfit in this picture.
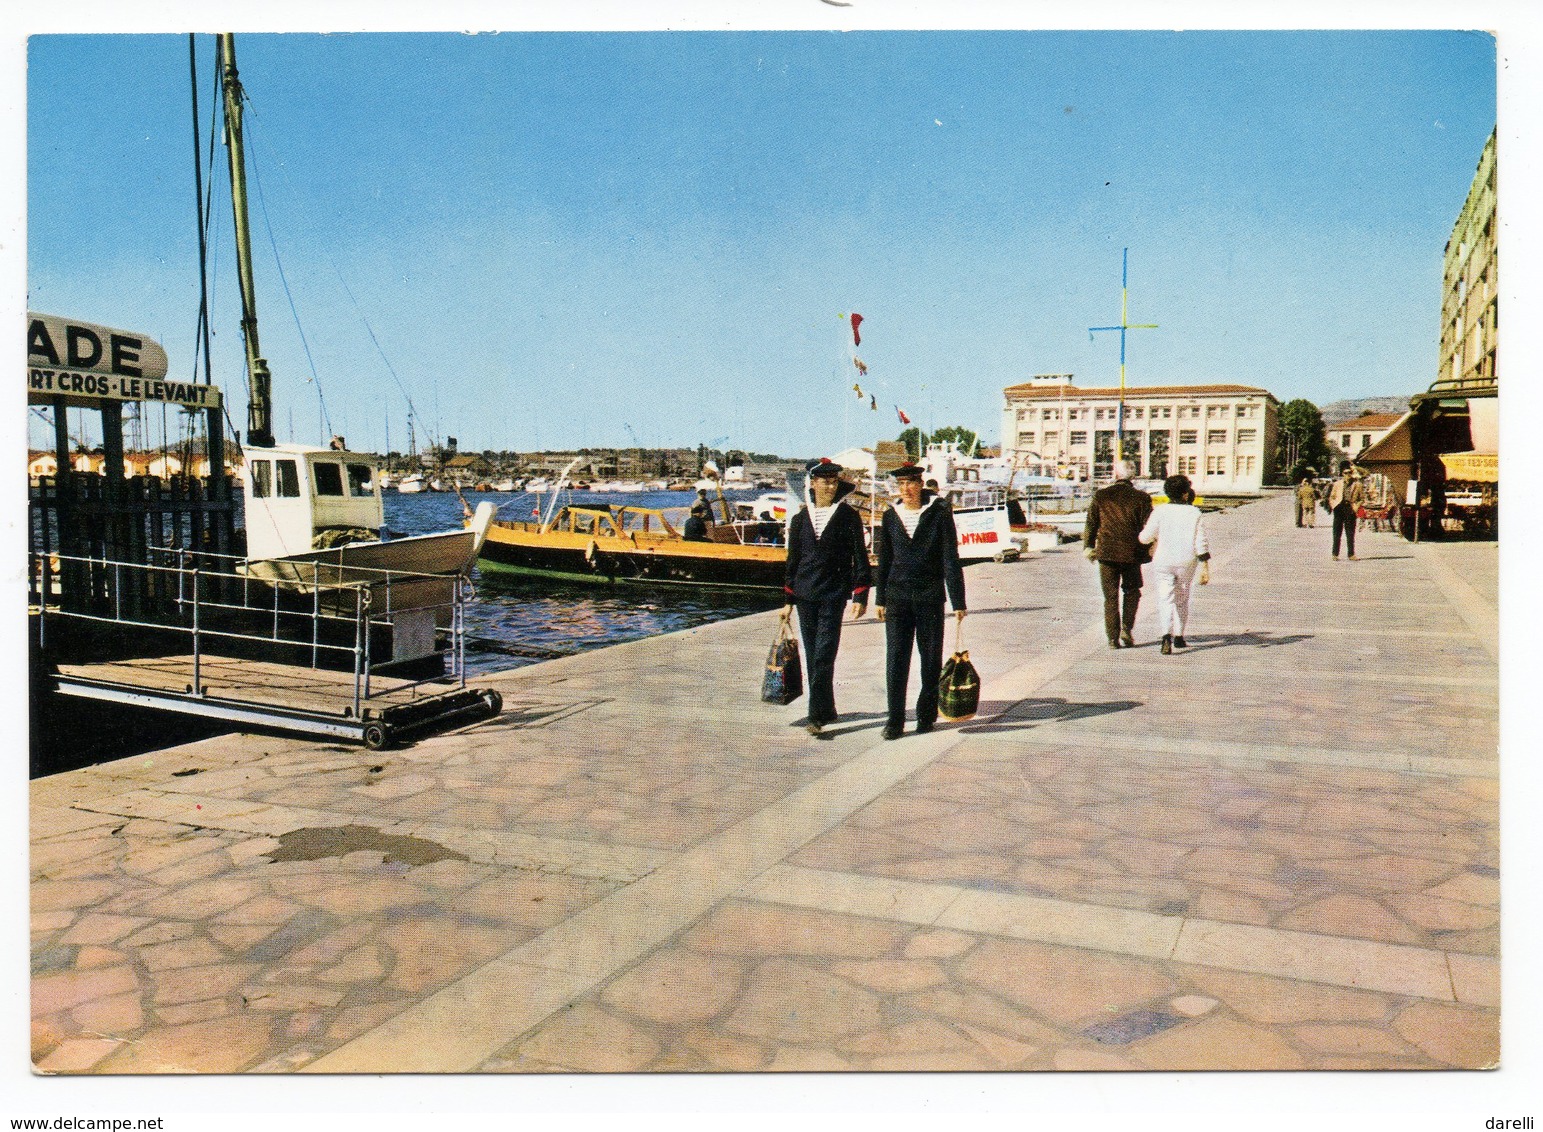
[1138,474,1212,655]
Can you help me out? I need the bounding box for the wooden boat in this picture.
[477,503,786,590]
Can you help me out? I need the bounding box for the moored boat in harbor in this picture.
[477,504,786,590]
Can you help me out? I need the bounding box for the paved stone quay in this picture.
[30,492,1500,1074]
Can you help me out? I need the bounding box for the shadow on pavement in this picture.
[1185,631,1315,652]
[957,696,1141,735]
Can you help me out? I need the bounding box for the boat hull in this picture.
[478,521,786,590]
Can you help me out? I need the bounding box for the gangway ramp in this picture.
[32,547,503,750]
[53,653,500,750]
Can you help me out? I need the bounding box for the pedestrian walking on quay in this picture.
[1139,474,1212,655]
[1296,475,1318,529]
[875,463,966,740]
[1328,464,1365,560]
[1084,460,1153,648]
[782,459,871,735]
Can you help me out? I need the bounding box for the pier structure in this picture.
[30,492,1499,1073]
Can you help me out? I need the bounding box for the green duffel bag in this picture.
[938,631,980,721]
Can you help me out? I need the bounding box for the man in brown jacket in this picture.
[1084,461,1154,648]
[1327,464,1365,560]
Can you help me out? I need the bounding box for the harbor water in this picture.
[386,487,786,675]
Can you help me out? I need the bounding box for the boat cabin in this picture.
[243,443,385,559]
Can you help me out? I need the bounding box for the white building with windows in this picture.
[1002,375,1280,493]
[1325,412,1403,460]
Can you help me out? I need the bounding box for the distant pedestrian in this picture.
[1296,476,1318,529]
[1139,474,1212,655]
[1084,460,1153,648]
[875,463,966,740]
[1328,465,1365,560]
[782,459,871,735]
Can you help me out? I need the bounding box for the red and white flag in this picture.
[850,312,863,347]
[896,406,911,425]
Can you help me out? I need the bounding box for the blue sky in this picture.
[27,29,1497,457]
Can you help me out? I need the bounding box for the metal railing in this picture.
[30,546,468,719]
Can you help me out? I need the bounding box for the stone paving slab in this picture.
[29,494,1501,1074]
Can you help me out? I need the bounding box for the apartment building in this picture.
[1002,374,1280,493]
[1437,128,1497,394]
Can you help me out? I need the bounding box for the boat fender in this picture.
[585,539,599,565]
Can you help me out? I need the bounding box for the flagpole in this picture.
[1089,247,1158,472]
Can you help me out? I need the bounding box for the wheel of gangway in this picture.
[481,690,503,717]
[362,722,392,751]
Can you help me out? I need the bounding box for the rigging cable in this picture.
[241,108,333,443]
[226,82,427,452]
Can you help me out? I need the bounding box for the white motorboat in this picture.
[214,35,489,595]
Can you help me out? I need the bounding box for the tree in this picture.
[1275,399,1332,483]
[897,424,979,460]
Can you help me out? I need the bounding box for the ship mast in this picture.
[218,33,274,448]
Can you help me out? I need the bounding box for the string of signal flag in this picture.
[841,311,911,425]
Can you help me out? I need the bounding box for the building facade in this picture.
[1002,375,1280,493]
[1437,128,1497,394]
[1326,412,1403,460]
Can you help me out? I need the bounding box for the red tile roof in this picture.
[1325,412,1404,431]
[1003,382,1274,400]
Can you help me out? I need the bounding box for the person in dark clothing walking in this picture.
[782,459,871,735]
[875,463,966,740]
[1084,460,1153,648]
[1327,464,1365,560]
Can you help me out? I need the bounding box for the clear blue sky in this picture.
[27,29,1496,457]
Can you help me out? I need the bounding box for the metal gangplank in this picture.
[30,548,502,750]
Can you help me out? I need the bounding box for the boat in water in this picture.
[475,458,785,590]
[214,34,490,587]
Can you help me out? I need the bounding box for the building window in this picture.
[1207,430,1227,445]
[1159,407,1172,419]
[1206,455,1227,476]
[1178,455,1198,475]
[1069,431,1088,446]
[1018,432,1035,448]
[1361,434,1372,449]
[1042,409,1059,421]
[276,460,301,498]
[1238,455,1256,476]
[1341,434,1352,448]
[1179,430,1198,445]
[1237,429,1257,446]
[1132,406,1144,419]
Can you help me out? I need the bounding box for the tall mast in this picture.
[218,33,274,448]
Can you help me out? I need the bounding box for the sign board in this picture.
[954,506,1012,561]
[26,312,220,410]
[1439,450,1498,483]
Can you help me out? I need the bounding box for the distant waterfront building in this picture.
[1325,412,1403,459]
[1001,374,1280,493]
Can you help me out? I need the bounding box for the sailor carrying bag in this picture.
[761,615,804,705]
[938,619,980,721]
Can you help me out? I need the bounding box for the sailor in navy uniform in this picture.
[875,463,966,740]
[782,459,871,735]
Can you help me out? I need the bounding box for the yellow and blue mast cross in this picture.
[1088,247,1158,469]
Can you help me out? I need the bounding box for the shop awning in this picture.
[1439,450,1498,482]
[1356,411,1413,465]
